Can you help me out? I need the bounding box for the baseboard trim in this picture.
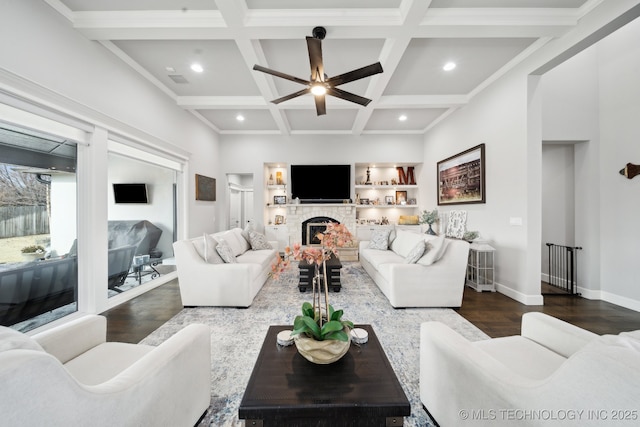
[495,282,544,306]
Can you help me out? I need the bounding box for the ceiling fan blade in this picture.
[327,87,372,107]
[271,88,310,104]
[253,64,310,86]
[326,62,383,87]
[306,36,324,82]
[314,94,326,116]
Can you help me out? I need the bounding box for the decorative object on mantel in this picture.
[619,163,640,179]
[419,209,439,235]
[271,223,355,364]
[437,143,486,205]
[445,210,467,239]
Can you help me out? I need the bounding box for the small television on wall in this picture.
[113,183,148,204]
[290,165,351,203]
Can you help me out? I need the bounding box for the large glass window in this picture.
[107,151,177,297]
[0,124,78,332]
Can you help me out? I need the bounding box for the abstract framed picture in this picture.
[195,174,216,201]
[437,143,486,205]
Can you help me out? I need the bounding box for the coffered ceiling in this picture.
[45,0,595,135]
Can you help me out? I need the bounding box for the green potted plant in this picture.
[272,223,355,364]
[21,245,45,262]
[420,209,439,235]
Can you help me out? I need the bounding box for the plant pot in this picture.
[21,252,43,262]
[294,331,350,364]
[425,223,436,235]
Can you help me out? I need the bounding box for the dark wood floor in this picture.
[102,279,640,343]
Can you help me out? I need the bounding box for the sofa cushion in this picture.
[237,249,275,272]
[193,234,224,264]
[417,234,447,266]
[216,238,237,263]
[0,326,45,353]
[389,229,426,258]
[219,228,250,256]
[64,342,154,385]
[404,240,426,264]
[368,228,392,250]
[247,231,273,250]
[473,336,567,380]
[361,248,404,270]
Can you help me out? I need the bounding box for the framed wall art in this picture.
[437,143,485,205]
[195,174,216,201]
[395,190,407,205]
[273,195,287,205]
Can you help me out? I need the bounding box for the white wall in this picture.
[219,134,424,230]
[423,3,640,309]
[597,18,640,307]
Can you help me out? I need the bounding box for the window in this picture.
[0,123,78,332]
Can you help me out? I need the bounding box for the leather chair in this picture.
[0,315,211,426]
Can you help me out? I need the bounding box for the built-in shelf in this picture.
[354,185,418,190]
[356,205,417,209]
[267,185,287,190]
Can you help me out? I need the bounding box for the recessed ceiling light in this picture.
[190,63,204,73]
[165,66,176,73]
[399,115,408,121]
[236,114,245,122]
[443,62,456,71]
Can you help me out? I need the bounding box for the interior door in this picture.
[228,187,242,229]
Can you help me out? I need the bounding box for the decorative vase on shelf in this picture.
[268,174,275,185]
[426,223,436,235]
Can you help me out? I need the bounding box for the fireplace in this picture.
[302,217,339,245]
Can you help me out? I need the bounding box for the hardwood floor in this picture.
[102,279,640,343]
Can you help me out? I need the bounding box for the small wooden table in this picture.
[239,325,410,427]
[298,254,342,292]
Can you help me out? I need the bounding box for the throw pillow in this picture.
[216,238,237,263]
[248,231,273,250]
[241,222,255,241]
[203,234,224,264]
[404,240,426,264]
[368,228,392,250]
[418,234,447,266]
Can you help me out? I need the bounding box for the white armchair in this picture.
[420,312,640,426]
[0,315,211,426]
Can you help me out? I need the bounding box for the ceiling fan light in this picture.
[190,63,204,73]
[311,84,327,96]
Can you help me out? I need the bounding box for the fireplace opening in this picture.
[302,217,339,245]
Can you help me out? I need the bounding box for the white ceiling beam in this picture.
[215,0,291,135]
[351,0,432,135]
[69,8,577,41]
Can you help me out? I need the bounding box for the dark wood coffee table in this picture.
[238,325,410,427]
[298,253,342,292]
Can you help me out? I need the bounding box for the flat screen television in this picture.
[290,165,351,203]
[113,183,149,204]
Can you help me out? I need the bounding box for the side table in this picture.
[466,242,496,292]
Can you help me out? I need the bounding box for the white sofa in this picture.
[173,227,278,307]
[0,315,211,427]
[359,229,470,307]
[420,312,640,426]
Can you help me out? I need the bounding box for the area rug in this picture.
[140,262,489,426]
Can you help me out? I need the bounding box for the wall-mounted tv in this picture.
[290,165,351,203]
[113,183,149,204]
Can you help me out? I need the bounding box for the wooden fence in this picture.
[0,206,50,238]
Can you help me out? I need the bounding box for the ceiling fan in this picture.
[253,26,383,116]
